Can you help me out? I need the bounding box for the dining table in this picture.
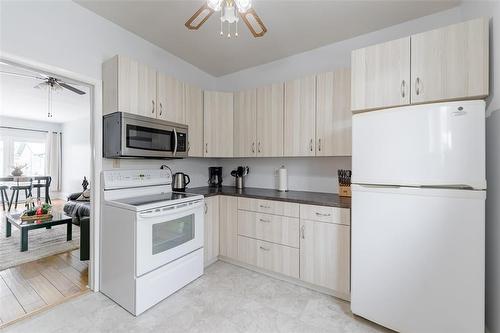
[0,175,52,204]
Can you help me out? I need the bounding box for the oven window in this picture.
[126,125,173,152]
[152,214,194,255]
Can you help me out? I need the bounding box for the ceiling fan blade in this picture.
[185,3,214,30]
[0,71,46,81]
[57,81,86,95]
[239,8,267,38]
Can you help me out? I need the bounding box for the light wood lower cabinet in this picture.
[238,236,300,279]
[237,197,299,218]
[300,204,350,226]
[299,219,350,297]
[237,211,299,248]
[219,196,238,260]
[204,196,219,266]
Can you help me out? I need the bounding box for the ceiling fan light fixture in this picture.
[207,0,222,11]
[234,0,251,13]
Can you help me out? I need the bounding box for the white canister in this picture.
[277,165,288,192]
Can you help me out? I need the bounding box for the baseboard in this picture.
[217,256,351,302]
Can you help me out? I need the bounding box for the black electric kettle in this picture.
[172,172,190,192]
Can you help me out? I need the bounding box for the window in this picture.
[0,129,48,177]
[13,141,46,176]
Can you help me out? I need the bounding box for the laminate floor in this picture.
[2,261,389,333]
[0,249,88,328]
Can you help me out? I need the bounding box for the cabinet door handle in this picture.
[259,218,271,223]
[415,77,421,96]
[151,100,155,114]
[401,80,406,98]
[259,246,270,251]
[300,225,305,239]
[187,141,191,153]
[204,202,208,214]
[159,102,163,116]
[252,142,255,153]
[205,143,208,154]
[315,212,331,217]
[258,142,261,153]
[309,139,313,152]
[318,138,321,152]
[259,204,271,209]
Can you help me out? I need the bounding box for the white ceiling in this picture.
[75,0,459,77]
[0,63,90,124]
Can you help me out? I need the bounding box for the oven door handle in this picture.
[173,128,178,157]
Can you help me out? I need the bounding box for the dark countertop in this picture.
[186,186,351,209]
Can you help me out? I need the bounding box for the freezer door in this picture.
[352,100,486,189]
[351,184,485,333]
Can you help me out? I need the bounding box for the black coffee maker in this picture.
[208,167,223,187]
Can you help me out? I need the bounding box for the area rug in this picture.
[0,220,80,271]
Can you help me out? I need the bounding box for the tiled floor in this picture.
[3,261,388,333]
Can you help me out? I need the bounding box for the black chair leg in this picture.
[1,190,5,211]
[8,190,15,211]
[14,190,19,209]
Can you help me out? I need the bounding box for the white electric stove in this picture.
[100,169,204,316]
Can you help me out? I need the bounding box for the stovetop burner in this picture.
[113,192,198,207]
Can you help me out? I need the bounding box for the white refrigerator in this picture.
[351,100,486,333]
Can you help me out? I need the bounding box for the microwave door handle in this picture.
[173,128,178,157]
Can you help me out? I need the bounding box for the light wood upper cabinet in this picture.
[316,69,352,156]
[136,62,157,118]
[300,219,350,298]
[410,17,489,104]
[234,89,257,157]
[204,91,234,157]
[256,83,284,157]
[184,84,204,157]
[204,196,219,266]
[351,37,411,112]
[103,55,150,116]
[219,196,238,260]
[284,75,316,156]
[157,73,185,123]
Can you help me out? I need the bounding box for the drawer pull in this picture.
[259,205,271,209]
[259,218,271,223]
[301,225,305,239]
[315,212,331,217]
[259,246,270,251]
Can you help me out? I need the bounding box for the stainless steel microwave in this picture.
[103,112,188,159]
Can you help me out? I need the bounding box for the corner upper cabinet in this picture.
[234,89,257,157]
[316,69,352,156]
[410,17,489,104]
[185,84,204,157]
[284,76,316,156]
[351,37,411,112]
[204,91,234,157]
[103,55,138,115]
[157,73,185,123]
[256,83,284,157]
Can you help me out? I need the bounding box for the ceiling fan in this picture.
[0,70,86,118]
[185,0,267,38]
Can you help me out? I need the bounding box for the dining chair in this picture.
[0,184,9,211]
[9,177,33,211]
[33,176,52,204]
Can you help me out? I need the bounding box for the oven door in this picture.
[136,200,204,276]
[121,114,176,158]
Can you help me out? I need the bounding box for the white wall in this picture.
[0,0,216,90]
[61,118,91,197]
[219,157,351,193]
[0,115,62,133]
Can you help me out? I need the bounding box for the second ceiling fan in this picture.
[185,0,267,38]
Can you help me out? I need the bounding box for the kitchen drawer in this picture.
[299,204,350,225]
[238,197,299,218]
[238,236,299,279]
[238,211,299,248]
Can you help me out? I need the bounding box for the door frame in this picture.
[0,52,102,291]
